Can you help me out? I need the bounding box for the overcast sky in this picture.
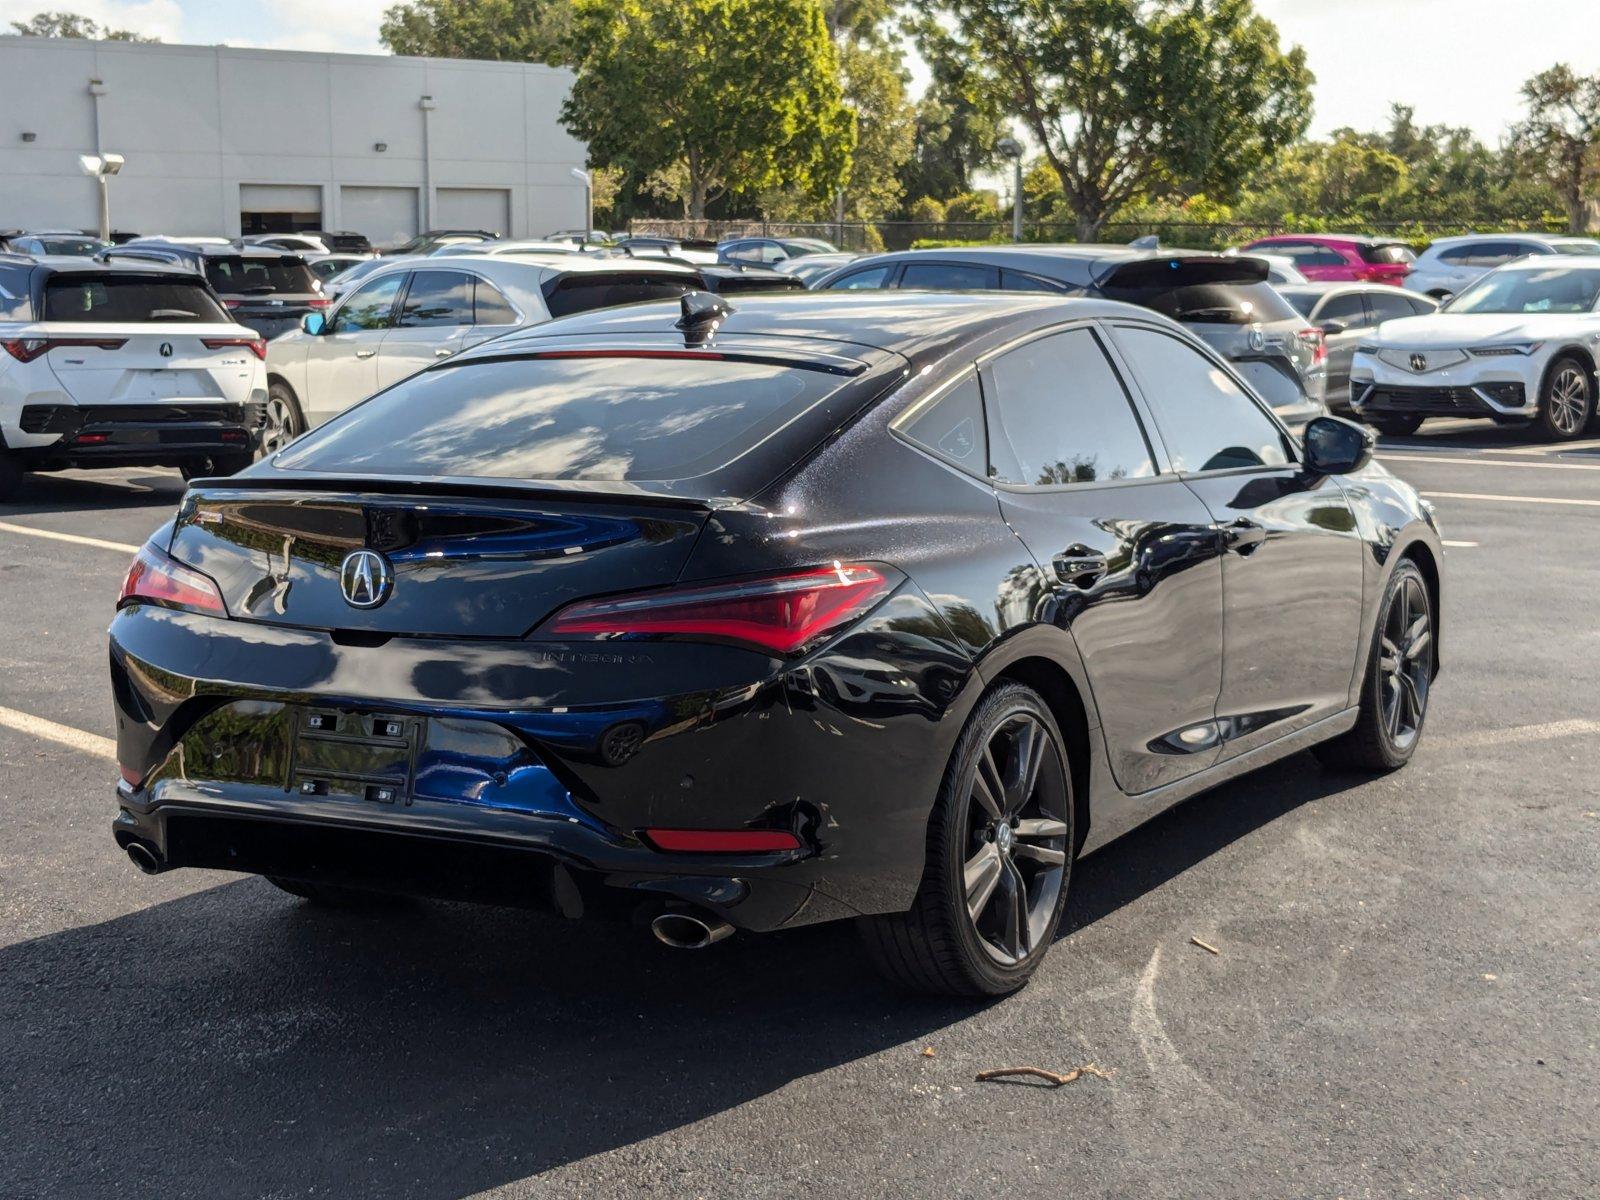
[4,0,1599,144]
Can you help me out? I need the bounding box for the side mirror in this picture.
[1303,415,1375,475]
[301,312,326,336]
[1318,319,1348,336]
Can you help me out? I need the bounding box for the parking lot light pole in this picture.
[78,152,124,242]
[571,168,592,239]
[997,137,1024,243]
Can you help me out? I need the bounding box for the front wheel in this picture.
[261,380,306,457]
[1537,356,1594,441]
[1315,559,1433,773]
[859,682,1075,996]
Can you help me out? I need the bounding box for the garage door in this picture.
[240,184,323,235]
[436,188,510,237]
[340,186,419,251]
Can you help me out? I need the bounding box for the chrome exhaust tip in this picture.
[125,841,163,875]
[650,909,734,949]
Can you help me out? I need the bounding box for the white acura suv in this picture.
[0,256,268,497]
[1350,256,1600,440]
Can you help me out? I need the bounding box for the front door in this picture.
[1107,321,1365,760]
[377,269,477,390]
[303,272,405,428]
[983,325,1227,794]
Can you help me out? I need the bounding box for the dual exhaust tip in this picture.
[650,908,734,950]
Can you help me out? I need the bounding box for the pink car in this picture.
[1239,235,1416,286]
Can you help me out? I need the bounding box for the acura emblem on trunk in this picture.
[339,549,393,609]
[1248,327,1266,353]
[159,342,173,357]
[1410,353,1428,372]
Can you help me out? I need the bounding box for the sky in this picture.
[3,0,1599,144]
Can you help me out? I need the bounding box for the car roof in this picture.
[419,253,701,281]
[25,256,200,277]
[1250,233,1409,246]
[111,240,295,260]
[817,244,1269,288]
[1496,253,1600,269]
[1278,281,1393,297]
[1427,232,1588,248]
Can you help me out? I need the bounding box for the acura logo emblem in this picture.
[159,342,173,357]
[339,549,393,609]
[1410,353,1428,372]
[1248,327,1266,353]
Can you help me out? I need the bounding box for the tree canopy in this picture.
[379,0,574,66]
[9,9,158,40]
[1511,65,1600,233]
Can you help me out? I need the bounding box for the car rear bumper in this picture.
[9,398,266,466]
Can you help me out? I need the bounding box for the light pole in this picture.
[996,137,1024,243]
[79,153,124,241]
[570,167,593,239]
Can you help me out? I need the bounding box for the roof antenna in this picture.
[1129,234,1160,250]
[676,290,732,346]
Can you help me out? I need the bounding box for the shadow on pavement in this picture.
[0,468,186,517]
[2,752,1355,1199]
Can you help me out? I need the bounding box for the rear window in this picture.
[543,273,694,319]
[1103,281,1301,326]
[273,354,846,483]
[42,276,230,323]
[203,256,318,296]
[1360,243,1417,265]
[1278,290,1317,318]
[37,237,106,256]
[706,273,805,295]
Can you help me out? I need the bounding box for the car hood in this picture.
[1369,312,1600,348]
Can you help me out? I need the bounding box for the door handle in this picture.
[434,348,454,358]
[354,349,376,360]
[1217,518,1267,555]
[1052,545,1108,588]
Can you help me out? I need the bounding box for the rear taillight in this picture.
[202,335,268,360]
[2,337,128,363]
[118,544,228,618]
[223,299,242,309]
[542,563,898,656]
[1298,328,1328,366]
[306,298,331,310]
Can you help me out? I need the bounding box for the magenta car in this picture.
[1240,235,1415,286]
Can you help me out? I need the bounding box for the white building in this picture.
[0,35,588,247]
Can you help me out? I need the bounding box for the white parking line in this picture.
[1497,438,1600,456]
[1432,718,1600,751]
[0,704,116,761]
[0,519,140,554]
[1423,490,1600,509]
[1382,453,1600,472]
[1442,540,1478,548]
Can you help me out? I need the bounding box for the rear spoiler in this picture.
[1096,254,1271,290]
[186,473,723,511]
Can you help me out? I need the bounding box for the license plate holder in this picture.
[288,709,419,805]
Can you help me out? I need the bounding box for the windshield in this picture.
[1103,280,1302,325]
[43,276,231,323]
[1552,240,1600,256]
[204,256,319,295]
[1447,267,1600,314]
[39,237,108,256]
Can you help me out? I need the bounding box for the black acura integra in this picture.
[109,290,1443,996]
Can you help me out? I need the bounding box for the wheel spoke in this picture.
[964,842,1002,923]
[1013,842,1066,866]
[1382,675,1402,737]
[1379,635,1401,675]
[1016,720,1047,813]
[1405,628,1431,663]
[1015,817,1069,839]
[1398,671,1424,731]
[999,859,1029,959]
[973,746,1005,821]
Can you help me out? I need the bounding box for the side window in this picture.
[900,262,997,291]
[895,371,986,474]
[1436,246,1471,265]
[1406,295,1438,316]
[397,270,475,327]
[1000,269,1070,294]
[1366,291,1421,323]
[824,265,892,290]
[331,273,404,333]
[1317,293,1368,326]
[1468,241,1522,267]
[985,328,1155,486]
[473,277,519,325]
[1110,325,1290,474]
[0,266,32,319]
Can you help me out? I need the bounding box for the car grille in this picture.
[20,402,266,435]
[1360,385,1521,415]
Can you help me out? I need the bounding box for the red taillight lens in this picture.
[2,337,128,363]
[542,563,898,656]
[118,544,228,617]
[1298,328,1328,365]
[306,298,331,310]
[642,828,803,854]
[202,335,268,360]
[223,299,242,309]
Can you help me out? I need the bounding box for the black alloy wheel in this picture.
[1316,559,1433,772]
[860,682,1074,996]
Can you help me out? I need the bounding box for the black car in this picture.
[109,291,1443,996]
[683,262,805,295]
[101,241,326,340]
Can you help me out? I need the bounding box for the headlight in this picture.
[1470,343,1543,357]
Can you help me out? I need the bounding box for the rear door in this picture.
[302,272,403,428]
[376,269,474,388]
[1106,321,1364,759]
[983,324,1227,794]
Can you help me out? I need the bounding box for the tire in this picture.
[180,452,254,482]
[859,682,1075,997]
[1314,559,1434,773]
[261,379,306,457]
[1536,355,1594,441]
[266,876,386,908]
[0,450,23,502]
[1369,414,1424,437]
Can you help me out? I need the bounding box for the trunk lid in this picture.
[33,322,260,407]
[168,486,710,638]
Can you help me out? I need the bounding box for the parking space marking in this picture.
[1497,438,1600,456]
[1432,718,1600,751]
[1382,453,1600,473]
[1442,540,1478,548]
[1422,491,1600,509]
[0,704,116,761]
[0,520,140,555]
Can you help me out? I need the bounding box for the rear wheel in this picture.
[267,876,386,908]
[261,380,305,457]
[1369,414,1424,437]
[1314,559,1433,773]
[1536,355,1594,441]
[859,682,1074,997]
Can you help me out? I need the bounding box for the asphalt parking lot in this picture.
[1,420,1596,1199]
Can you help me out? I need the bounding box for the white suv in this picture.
[1406,234,1600,301]
[0,257,269,497]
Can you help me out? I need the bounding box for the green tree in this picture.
[1511,65,1600,233]
[379,0,574,65]
[9,9,157,40]
[928,0,1312,240]
[901,14,1007,208]
[563,0,854,220]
